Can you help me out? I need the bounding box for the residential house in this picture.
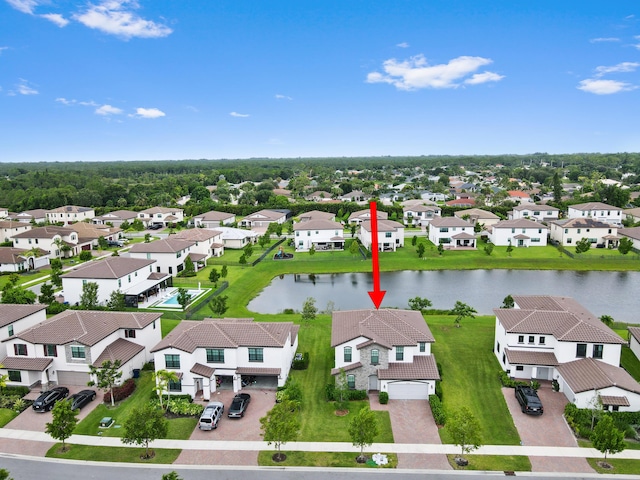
[487,219,549,247]
[298,210,336,222]
[306,191,334,202]
[0,310,162,387]
[358,220,405,252]
[128,238,195,276]
[192,210,236,228]
[453,208,500,227]
[549,218,618,248]
[174,228,224,262]
[506,191,532,204]
[61,256,170,307]
[46,205,96,226]
[12,226,83,258]
[509,204,560,223]
[331,309,440,399]
[0,220,32,244]
[428,217,476,249]
[619,227,640,250]
[240,209,288,229]
[494,295,640,411]
[348,209,388,225]
[445,198,475,207]
[150,318,299,400]
[630,327,640,363]
[0,247,49,272]
[138,207,185,228]
[623,207,640,224]
[293,219,345,252]
[403,205,441,227]
[211,226,258,249]
[10,209,48,224]
[0,304,48,358]
[70,222,123,249]
[0,207,8,218]
[567,202,623,225]
[340,191,370,203]
[92,210,139,227]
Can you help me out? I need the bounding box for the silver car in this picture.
[198,401,224,430]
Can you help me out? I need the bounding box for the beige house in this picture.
[46,206,96,225]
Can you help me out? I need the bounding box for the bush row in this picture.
[149,398,204,417]
[291,352,310,370]
[0,386,30,397]
[324,383,368,401]
[497,370,529,388]
[429,394,446,426]
[564,403,640,440]
[104,378,136,404]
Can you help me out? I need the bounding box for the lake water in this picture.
[247,270,640,322]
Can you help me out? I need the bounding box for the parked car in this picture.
[32,386,69,412]
[68,389,96,411]
[515,385,544,415]
[148,224,163,230]
[198,401,224,430]
[227,393,251,418]
[107,240,123,247]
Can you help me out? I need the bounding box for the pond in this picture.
[246,270,640,321]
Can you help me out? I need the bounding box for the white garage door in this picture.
[57,370,91,386]
[387,381,429,400]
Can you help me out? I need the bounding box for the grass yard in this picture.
[446,454,531,471]
[621,346,640,382]
[46,444,181,464]
[257,451,398,468]
[0,408,18,427]
[586,458,640,474]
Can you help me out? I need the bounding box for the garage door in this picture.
[387,381,429,400]
[57,370,91,386]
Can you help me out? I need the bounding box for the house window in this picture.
[347,374,355,389]
[71,346,86,359]
[539,336,545,345]
[371,349,379,365]
[169,267,173,274]
[168,379,182,392]
[385,232,392,238]
[14,344,27,356]
[248,348,264,362]
[576,343,587,358]
[124,329,136,338]
[396,346,404,361]
[439,227,449,233]
[528,336,535,344]
[344,347,352,362]
[518,335,524,344]
[593,344,603,359]
[8,325,13,337]
[516,365,524,371]
[295,232,299,237]
[128,275,131,283]
[8,371,21,382]
[206,349,224,363]
[165,354,180,369]
[419,342,426,352]
[44,344,57,357]
[118,279,121,288]
[496,342,500,352]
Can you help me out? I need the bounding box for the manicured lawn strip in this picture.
[621,346,640,382]
[429,315,521,446]
[586,458,640,474]
[446,454,531,471]
[578,438,640,450]
[0,408,18,427]
[161,318,181,337]
[46,444,181,464]
[257,450,398,468]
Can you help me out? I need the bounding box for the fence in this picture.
[184,281,229,319]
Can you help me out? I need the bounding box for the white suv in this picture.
[198,401,224,430]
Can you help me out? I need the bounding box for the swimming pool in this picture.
[155,289,203,309]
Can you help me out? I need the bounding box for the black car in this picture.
[227,393,251,418]
[68,389,96,411]
[148,224,163,230]
[32,386,69,412]
[107,240,123,247]
[515,385,544,415]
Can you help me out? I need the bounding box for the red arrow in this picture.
[367,201,386,309]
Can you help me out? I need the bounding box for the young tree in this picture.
[50,263,63,288]
[88,360,123,407]
[98,236,109,250]
[131,218,145,231]
[350,224,357,238]
[79,250,93,262]
[505,242,513,257]
[79,281,99,309]
[220,264,228,279]
[408,296,432,312]
[144,233,152,243]
[448,406,483,458]
[244,243,254,258]
[260,399,301,462]
[209,295,228,316]
[38,282,56,304]
[349,240,360,256]
[106,290,126,311]
[483,243,494,256]
[209,267,220,285]
[45,398,79,452]
[437,243,444,256]
[416,243,426,258]
[575,237,591,254]
[411,235,418,246]
[451,301,477,328]
[588,393,604,430]
[239,254,247,265]
[182,256,195,276]
[334,368,350,413]
[591,414,625,460]
[348,405,379,463]
[618,237,634,255]
[501,294,515,309]
[121,403,168,459]
[153,369,180,410]
[176,288,191,310]
[301,297,317,326]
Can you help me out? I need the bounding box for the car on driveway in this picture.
[199,401,224,430]
[68,389,96,411]
[515,385,544,415]
[32,386,69,412]
[228,393,251,418]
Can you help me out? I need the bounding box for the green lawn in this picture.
[46,444,181,464]
[257,450,398,468]
[621,346,640,382]
[0,408,18,427]
[586,457,640,474]
[446,454,531,471]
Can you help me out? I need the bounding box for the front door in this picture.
[368,375,378,391]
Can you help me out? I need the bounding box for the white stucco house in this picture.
[348,209,388,225]
[138,207,185,227]
[150,318,299,400]
[331,309,440,400]
[128,237,196,276]
[403,205,441,226]
[0,310,162,387]
[487,219,549,247]
[623,207,640,224]
[61,256,171,307]
[358,219,405,252]
[298,210,336,222]
[12,226,83,258]
[0,304,48,359]
[0,207,8,218]
[549,218,618,248]
[93,210,139,227]
[210,226,258,249]
[630,327,640,362]
[174,228,224,262]
[239,209,288,229]
[567,202,623,226]
[428,217,476,249]
[293,219,345,252]
[619,227,640,250]
[509,204,560,223]
[46,205,96,226]
[11,209,48,224]
[494,295,640,411]
[0,247,49,273]
[453,208,501,228]
[0,220,32,244]
[192,210,236,228]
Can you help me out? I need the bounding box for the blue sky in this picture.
[2,1,640,162]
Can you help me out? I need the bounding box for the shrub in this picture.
[497,370,527,388]
[378,391,389,404]
[435,380,444,403]
[104,378,136,403]
[348,389,367,401]
[282,308,295,314]
[291,352,310,370]
[46,302,69,315]
[325,383,335,401]
[429,395,446,426]
[0,386,29,397]
[141,362,155,371]
[79,250,93,261]
[324,384,367,401]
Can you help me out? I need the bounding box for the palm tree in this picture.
[153,369,180,410]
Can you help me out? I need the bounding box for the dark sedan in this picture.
[32,386,69,412]
[227,393,251,418]
[68,389,96,411]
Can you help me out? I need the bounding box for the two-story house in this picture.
[403,205,441,227]
[0,304,48,358]
[293,219,345,252]
[331,309,439,399]
[211,226,258,249]
[453,208,500,228]
[494,295,640,411]
[128,238,196,276]
[239,209,289,229]
[487,219,549,247]
[92,210,139,227]
[348,209,388,225]
[358,220,405,252]
[567,202,623,226]
[550,218,618,248]
[12,226,83,258]
[192,210,236,228]
[10,209,48,224]
[46,205,96,226]
[150,318,299,400]
[618,227,640,250]
[70,222,123,250]
[0,220,32,244]
[1,310,162,387]
[428,217,476,249]
[298,210,336,222]
[509,204,560,223]
[0,247,49,272]
[138,207,185,228]
[174,228,224,262]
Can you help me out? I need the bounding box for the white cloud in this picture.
[6,0,39,14]
[396,42,410,48]
[464,71,504,85]
[131,107,165,118]
[0,46,9,55]
[16,79,38,95]
[577,79,636,95]
[40,13,69,27]
[74,0,172,39]
[594,61,640,77]
[275,94,292,100]
[590,37,620,43]
[95,104,123,115]
[366,54,502,90]
[230,111,250,117]
[56,97,98,107]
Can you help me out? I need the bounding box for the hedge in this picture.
[291,352,310,370]
[429,394,446,426]
[104,378,136,403]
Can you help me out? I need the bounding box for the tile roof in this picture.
[619,227,640,241]
[298,210,336,221]
[92,338,144,366]
[0,248,28,265]
[378,355,440,380]
[236,367,281,375]
[331,309,435,348]
[244,209,287,221]
[129,237,195,253]
[331,362,363,375]
[61,257,155,279]
[600,395,630,407]
[174,229,220,242]
[557,358,640,394]
[0,356,52,371]
[348,209,388,221]
[12,226,76,239]
[14,310,161,347]
[405,205,441,213]
[629,326,640,343]
[451,232,476,240]
[293,219,343,231]
[569,202,621,211]
[504,348,559,366]
[492,219,549,230]
[140,207,183,214]
[150,318,296,353]
[454,208,499,219]
[0,220,31,229]
[0,304,47,328]
[361,219,404,232]
[495,295,624,345]
[48,205,93,214]
[95,210,138,221]
[551,218,613,229]
[194,210,235,221]
[512,204,559,212]
[429,217,473,228]
[190,362,215,378]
